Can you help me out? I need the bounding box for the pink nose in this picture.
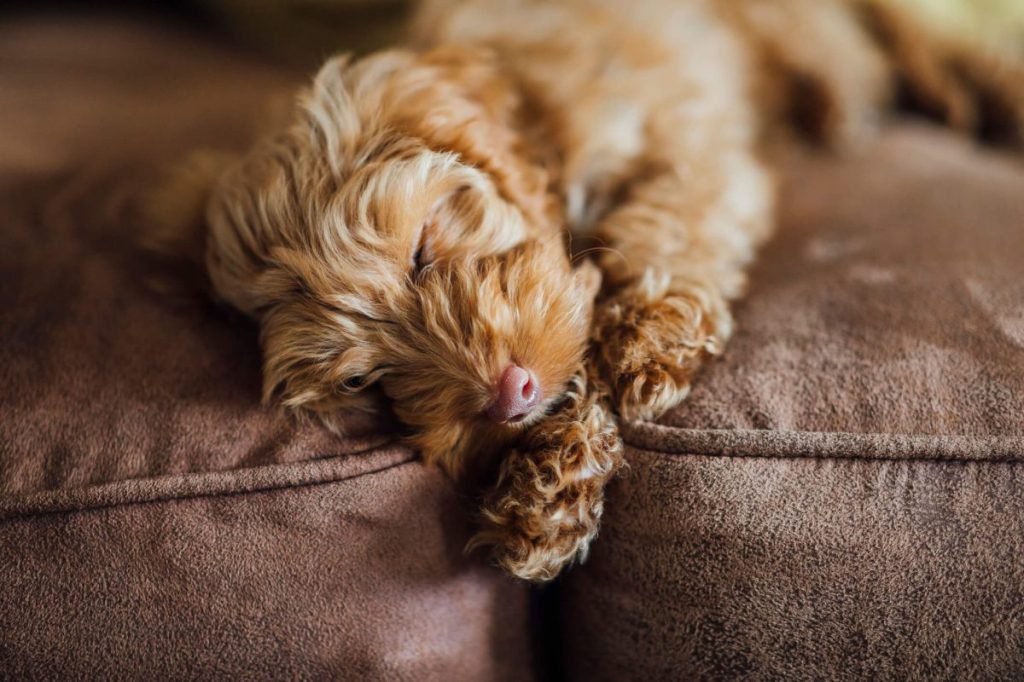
[487,365,541,423]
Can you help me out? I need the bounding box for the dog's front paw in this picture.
[592,278,729,421]
[468,374,623,582]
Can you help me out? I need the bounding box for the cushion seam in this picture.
[0,445,418,521]
[622,422,1024,462]
[629,450,1024,465]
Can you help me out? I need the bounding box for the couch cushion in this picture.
[0,16,534,680]
[562,127,1024,680]
[0,170,392,496]
[663,128,1024,438]
[0,17,376,497]
[0,451,532,680]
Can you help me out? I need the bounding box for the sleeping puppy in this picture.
[147,0,1024,580]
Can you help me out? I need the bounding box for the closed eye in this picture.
[411,220,436,274]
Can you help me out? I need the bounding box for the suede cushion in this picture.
[0,17,533,680]
[562,128,1024,680]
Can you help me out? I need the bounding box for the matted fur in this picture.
[147,0,1024,580]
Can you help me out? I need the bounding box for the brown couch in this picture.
[2,14,1022,681]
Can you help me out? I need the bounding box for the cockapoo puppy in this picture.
[147,0,1023,580]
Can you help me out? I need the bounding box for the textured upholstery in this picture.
[562,128,1024,680]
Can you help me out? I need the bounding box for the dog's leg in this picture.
[582,0,1024,423]
[585,142,775,421]
[468,367,623,581]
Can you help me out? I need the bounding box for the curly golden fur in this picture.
[146,0,1024,580]
[468,368,624,581]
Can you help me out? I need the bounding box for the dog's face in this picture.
[182,48,597,475]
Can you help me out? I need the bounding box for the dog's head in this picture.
[147,47,598,475]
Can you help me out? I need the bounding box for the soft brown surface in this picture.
[3,12,1024,682]
[665,128,1024,437]
[563,129,1024,680]
[1,449,532,680]
[0,17,383,497]
[564,448,1024,680]
[0,16,534,681]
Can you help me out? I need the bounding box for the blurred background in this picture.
[5,0,1023,70]
[2,0,1021,180]
[905,0,1024,48]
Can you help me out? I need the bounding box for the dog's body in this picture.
[149,0,1023,580]
[414,0,774,409]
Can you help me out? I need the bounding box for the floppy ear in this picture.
[380,46,557,232]
[139,151,237,293]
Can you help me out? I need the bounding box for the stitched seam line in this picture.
[631,450,1024,466]
[6,422,1020,520]
[0,446,417,522]
[621,422,1024,462]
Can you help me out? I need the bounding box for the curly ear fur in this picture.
[378,46,558,234]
